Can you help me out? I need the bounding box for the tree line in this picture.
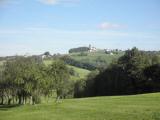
[74,47,160,97]
[60,56,97,70]
[69,47,89,53]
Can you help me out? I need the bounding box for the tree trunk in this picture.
[0,96,4,105]
[18,95,22,104]
[12,96,15,104]
[30,96,33,105]
[22,96,26,105]
[8,98,12,105]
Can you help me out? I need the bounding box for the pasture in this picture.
[0,93,160,120]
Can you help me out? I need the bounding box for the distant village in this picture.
[88,44,122,55]
[0,45,124,61]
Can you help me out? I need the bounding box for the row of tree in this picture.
[0,57,72,105]
[74,48,160,97]
[61,56,97,70]
[69,47,89,53]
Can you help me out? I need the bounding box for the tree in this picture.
[79,47,160,97]
[69,47,89,53]
[0,65,5,105]
[47,60,70,100]
[144,64,160,92]
[84,70,99,96]
[1,57,49,105]
[44,51,51,56]
[74,79,86,98]
[118,47,150,93]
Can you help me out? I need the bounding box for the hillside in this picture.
[67,65,90,81]
[0,60,5,66]
[0,93,160,120]
[43,59,90,81]
[69,50,124,68]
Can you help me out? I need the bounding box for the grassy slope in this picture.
[0,93,160,120]
[43,60,90,81]
[67,65,90,81]
[0,60,5,66]
[69,51,124,66]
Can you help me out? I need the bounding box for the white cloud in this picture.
[38,0,79,5]
[98,22,126,30]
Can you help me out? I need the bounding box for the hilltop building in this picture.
[89,44,97,52]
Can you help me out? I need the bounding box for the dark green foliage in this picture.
[44,51,51,56]
[144,64,160,91]
[60,56,97,70]
[69,47,89,53]
[74,80,86,98]
[74,47,160,97]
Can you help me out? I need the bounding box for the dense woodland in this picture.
[0,47,160,105]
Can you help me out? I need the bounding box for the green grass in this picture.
[67,65,90,81]
[0,93,160,120]
[0,60,5,66]
[43,59,54,66]
[43,59,90,81]
[69,51,124,66]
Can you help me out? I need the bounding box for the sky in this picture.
[0,0,160,56]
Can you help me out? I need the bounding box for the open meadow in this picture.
[0,93,160,120]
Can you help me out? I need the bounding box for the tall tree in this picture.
[47,60,70,100]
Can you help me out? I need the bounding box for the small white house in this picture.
[89,45,97,52]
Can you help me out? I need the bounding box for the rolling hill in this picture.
[67,65,90,81]
[69,50,124,68]
[43,59,90,81]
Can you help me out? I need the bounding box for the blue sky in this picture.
[0,0,160,56]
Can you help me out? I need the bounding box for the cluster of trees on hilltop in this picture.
[74,47,160,97]
[69,47,89,53]
[0,57,73,105]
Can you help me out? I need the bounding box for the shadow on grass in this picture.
[0,104,22,111]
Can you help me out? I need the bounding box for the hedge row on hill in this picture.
[69,47,89,53]
[60,56,96,70]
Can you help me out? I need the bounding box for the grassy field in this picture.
[0,93,160,120]
[69,51,124,66]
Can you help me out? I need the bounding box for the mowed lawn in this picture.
[0,93,160,120]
